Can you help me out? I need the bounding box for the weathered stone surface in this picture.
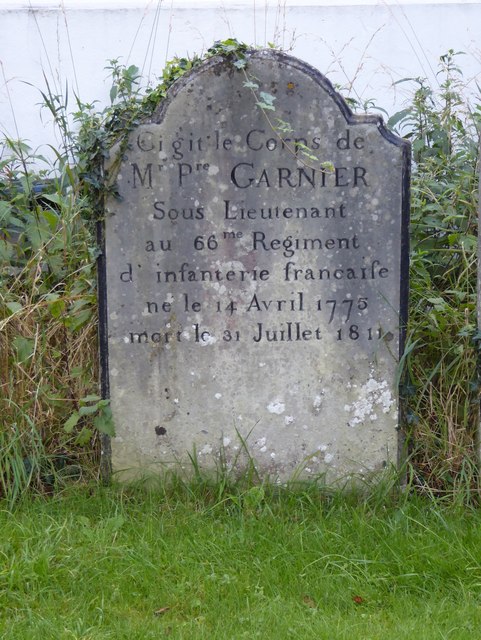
[100,50,410,481]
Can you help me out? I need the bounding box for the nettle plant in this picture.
[388,51,480,495]
[0,42,479,500]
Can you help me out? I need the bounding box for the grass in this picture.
[1,482,481,639]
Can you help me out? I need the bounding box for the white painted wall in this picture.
[1,1,480,157]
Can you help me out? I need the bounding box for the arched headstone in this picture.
[99,50,410,480]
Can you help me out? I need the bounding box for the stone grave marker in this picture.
[99,50,410,481]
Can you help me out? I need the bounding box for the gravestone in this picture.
[99,50,410,481]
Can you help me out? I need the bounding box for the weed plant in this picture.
[388,51,480,499]
[0,45,480,503]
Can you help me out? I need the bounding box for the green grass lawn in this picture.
[1,483,481,639]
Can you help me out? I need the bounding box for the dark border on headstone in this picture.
[477,145,481,465]
[97,217,111,483]
[399,138,411,468]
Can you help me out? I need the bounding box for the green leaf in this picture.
[8,215,26,229]
[26,220,51,250]
[81,394,101,404]
[42,209,58,233]
[259,91,276,106]
[387,108,412,129]
[64,412,80,433]
[65,308,92,331]
[48,298,66,319]
[12,336,35,363]
[93,406,115,436]
[0,239,14,262]
[427,297,447,311]
[321,161,335,172]
[79,404,99,416]
[126,64,140,76]
[0,201,12,225]
[103,515,125,533]
[256,101,276,111]
[75,427,93,446]
[5,301,23,315]
[300,150,319,162]
[77,515,91,528]
[41,193,64,206]
[275,118,293,134]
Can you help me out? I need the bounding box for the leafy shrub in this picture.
[0,138,99,503]
[389,51,480,498]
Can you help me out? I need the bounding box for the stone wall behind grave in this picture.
[101,50,410,480]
